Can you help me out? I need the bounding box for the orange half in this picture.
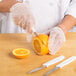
[12,48,30,59]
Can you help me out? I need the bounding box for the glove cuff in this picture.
[58,25,68,34]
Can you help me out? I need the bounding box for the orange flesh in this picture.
[15,49,28,55]
[34,40,41,53]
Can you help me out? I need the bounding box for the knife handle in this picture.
[56,56,76,68]
[42,56,65,67]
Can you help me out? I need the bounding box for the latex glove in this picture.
[10,3,35,33]
[48,27,66,55]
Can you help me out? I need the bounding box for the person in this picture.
[0,0,76,54]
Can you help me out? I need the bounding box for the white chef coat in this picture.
[0,0,76,33]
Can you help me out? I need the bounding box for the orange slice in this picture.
[32,34,49,55]
[12,48,30,59]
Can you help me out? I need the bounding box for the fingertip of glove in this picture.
[48,47,56,55]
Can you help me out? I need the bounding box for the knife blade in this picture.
[28,67,44,74]
[32,27,39,36]
[43,67,60,76]
[44,56,76,76]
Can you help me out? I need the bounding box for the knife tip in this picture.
[27,71,32,74]
[43,74,48,76]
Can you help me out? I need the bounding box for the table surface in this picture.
[0,33,76,76]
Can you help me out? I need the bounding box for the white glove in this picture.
[10,3,35,33]
[48,27,66,55]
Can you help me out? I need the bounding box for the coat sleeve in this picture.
[65,0,76,18]
[0,13,5,21]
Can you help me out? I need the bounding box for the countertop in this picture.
[0,33,76,76]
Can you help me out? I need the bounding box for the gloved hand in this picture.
[48,27,66,55]
[10,2,35,33]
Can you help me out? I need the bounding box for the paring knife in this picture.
[44,56,76,76]
[28,56,65,74]
[32,27,46,45]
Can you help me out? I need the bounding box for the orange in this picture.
[12,48,30,59]
[32,34,49,55]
